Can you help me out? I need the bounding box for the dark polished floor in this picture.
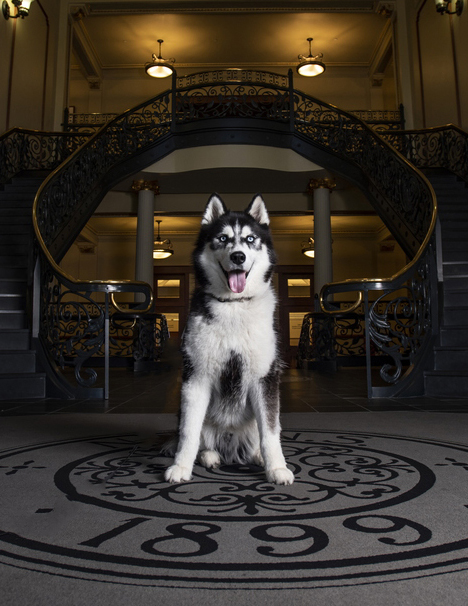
[2,340,468,415]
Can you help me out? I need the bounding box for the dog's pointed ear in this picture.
[202,194,228,225]
[246,194,269,225]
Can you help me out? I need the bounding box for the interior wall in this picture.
[1,0,62,132]
[414,2,467,128]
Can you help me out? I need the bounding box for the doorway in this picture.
[276,265,315,367]
[153,266,192,342]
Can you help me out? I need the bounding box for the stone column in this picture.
[307,178,336,309]
[132,180,160,303]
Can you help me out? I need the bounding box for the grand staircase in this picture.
[425,171,468,397]
[0,174,46,399]
[1,169,468,400]
[0,74,466,401]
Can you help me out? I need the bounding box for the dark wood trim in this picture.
[6,18,17,131]
[36,0,50,131]
[416,0,428,128]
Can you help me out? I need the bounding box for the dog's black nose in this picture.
[230,252,246,265]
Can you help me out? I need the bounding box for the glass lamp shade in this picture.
[145,61,174,78]
[153,240,174,259]
[302,238,315,258]
[297,60,325,77]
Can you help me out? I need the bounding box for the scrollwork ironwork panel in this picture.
[0,129,90,185]
[40,266,168,392]
[368,247,433,385]
[175,85,290,123]
[382,127,468,182]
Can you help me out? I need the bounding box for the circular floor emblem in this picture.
[1,429,468,588]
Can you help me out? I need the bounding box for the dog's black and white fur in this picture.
[164,194,294,485]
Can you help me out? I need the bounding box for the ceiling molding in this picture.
[83,1,379,17]
[71,13,103,82]
[369,17,393,77]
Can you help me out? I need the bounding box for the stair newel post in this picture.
[363,289,373,399]
[104,291,110,401]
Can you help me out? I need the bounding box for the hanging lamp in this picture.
[297,38,326,77]
[145,39,175,78]
[302,237,315,258]
[153,220,174,259]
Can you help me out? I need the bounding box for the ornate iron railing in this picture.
[22,69,437,399]
[382,124,468,182]
[64,105,404,135]
[48,299,169,372]
[298,299,426,369]
[37,258,155,399]
[0,128,90,184]
[63,109,118,133]
[291,95,435,258]
[319,241,437,397]
[349,106,405,131]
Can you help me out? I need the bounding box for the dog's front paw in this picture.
[199,449,221,469]
[165,464,192,483]
[267,467,294,485]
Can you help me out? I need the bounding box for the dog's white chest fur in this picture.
[185,290,277,381]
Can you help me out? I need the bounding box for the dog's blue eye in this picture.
[219,235,228,242]
[246,235,255,243]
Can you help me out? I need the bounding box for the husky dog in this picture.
[164,194,294,486]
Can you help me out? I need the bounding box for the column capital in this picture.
[132,179,160,194]
[307,178,336,193]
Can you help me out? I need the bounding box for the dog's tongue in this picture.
[228,271,247,293]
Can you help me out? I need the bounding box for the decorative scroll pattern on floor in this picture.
[1,430,468,588]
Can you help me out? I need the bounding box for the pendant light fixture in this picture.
[302,237,315,258]
[153,220,174,259]
[145,39,175,78]
[297,38,326,77]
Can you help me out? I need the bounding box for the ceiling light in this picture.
[302,237,315,258]
[153,221,174,259]
[435,0,463,15]
[2,0,34,20]
[145,39,175,78]
[297,38,325,77]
